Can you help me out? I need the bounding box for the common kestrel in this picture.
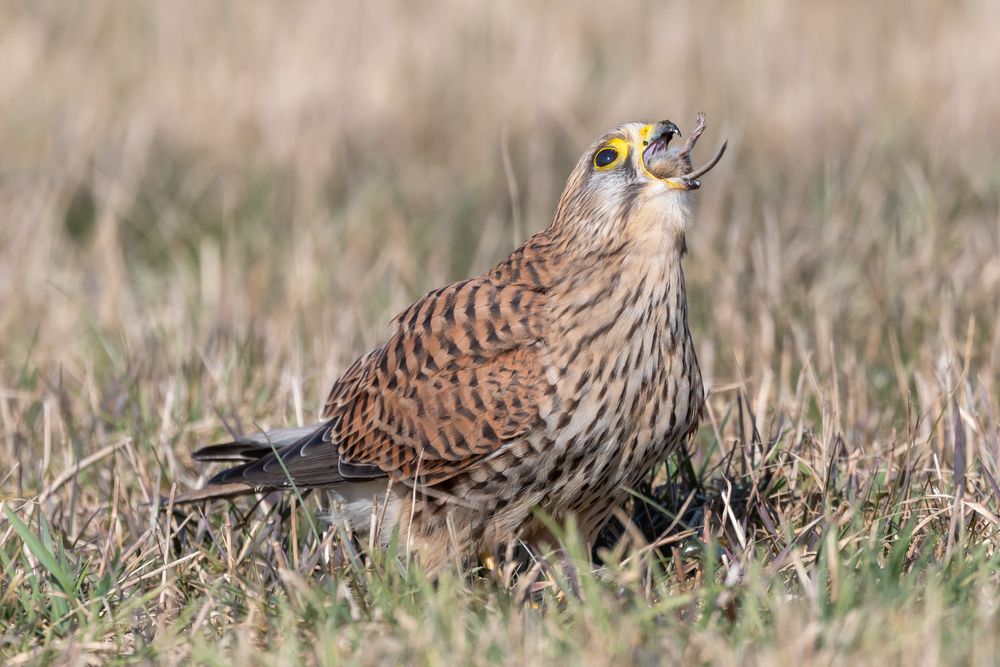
[182,114,727,572]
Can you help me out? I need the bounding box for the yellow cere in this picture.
[637,126,658,181]
[593,137,630,171]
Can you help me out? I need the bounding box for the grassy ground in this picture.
[2,1,1000,664]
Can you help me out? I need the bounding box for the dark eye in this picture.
[594,147,619,168]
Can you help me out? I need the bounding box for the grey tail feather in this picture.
[170,422,331,506]
[178,420,377,505]
[192,423,328,462]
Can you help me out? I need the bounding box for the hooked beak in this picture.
[644,113,728,191]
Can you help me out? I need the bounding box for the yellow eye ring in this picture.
[593,138,628,171]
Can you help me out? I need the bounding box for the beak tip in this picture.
[658,120,681,140]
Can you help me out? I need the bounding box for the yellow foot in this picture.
[480,552,497,572]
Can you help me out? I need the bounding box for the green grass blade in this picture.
[3,504,77,598]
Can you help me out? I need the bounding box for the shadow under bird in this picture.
[179,114,728,573]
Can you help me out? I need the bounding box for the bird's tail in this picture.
[168,423,328,505]
[192,423,327,462]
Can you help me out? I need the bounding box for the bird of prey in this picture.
[182,114,727,573]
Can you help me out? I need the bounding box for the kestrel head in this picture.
[552,113,727,247]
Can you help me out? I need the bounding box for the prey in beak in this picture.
[642,113,728,190]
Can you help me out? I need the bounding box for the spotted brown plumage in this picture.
[184,114,727,572]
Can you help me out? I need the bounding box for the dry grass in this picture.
[2,0,1000,664]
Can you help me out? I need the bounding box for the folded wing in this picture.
[194,273,549,491]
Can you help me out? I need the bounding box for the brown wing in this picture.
[188,233,558,495]
[323,275,548,484]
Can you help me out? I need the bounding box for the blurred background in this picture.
[1,0,999,494]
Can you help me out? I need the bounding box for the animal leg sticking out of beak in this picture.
[643,113,728,191]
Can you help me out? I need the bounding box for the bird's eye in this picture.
[594,147,619,169]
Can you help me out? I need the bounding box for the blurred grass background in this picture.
[2,0,1000,664]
